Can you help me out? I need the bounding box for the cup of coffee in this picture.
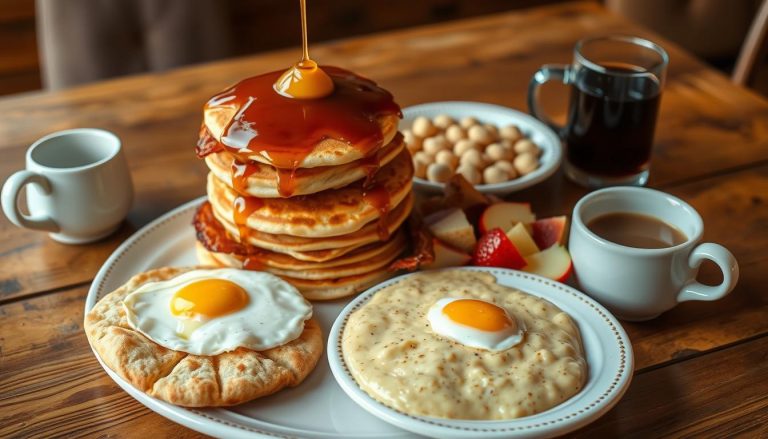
[528,35,668,188]
[569,187,739,321]
[1,128,133,244]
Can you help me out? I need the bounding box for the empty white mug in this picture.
[1,128,133,244]
[569,187,739,321]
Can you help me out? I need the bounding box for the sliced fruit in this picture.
[424,238,472,269]
[531,216,568,249]
[479,202,536,234]
[426,208,477,253]
[522,245,573,282]
[473,228,527,270]
[506,222,539,257]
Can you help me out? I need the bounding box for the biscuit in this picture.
[84,266,323,407]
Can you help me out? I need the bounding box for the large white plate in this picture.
[328,267,634,439]
[403,101,562,195]
[85,197,418,439]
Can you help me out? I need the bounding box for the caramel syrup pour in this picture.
[273,0,334,100]
[363,184,392,241]
[232,195,263,241]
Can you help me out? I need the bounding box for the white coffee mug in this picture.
[1,128,133,244]
[569,187,739,321]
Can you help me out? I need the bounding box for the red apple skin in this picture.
[531,216,568,249]
[555,259,574,283]
[478,202,535,235]
[473,228,527,270]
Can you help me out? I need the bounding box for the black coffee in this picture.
[565,62,661,177]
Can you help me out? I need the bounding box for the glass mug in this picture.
[528,35,669,188]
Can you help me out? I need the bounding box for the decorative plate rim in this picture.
[328,267,634,438]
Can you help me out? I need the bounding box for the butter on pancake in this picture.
[204,133,405,198]
[85,267,323,407]
[342,270,588,420]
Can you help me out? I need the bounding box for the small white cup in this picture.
[569,187,739,321]
[2,128,133,244]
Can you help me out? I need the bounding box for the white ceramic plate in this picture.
[84,197,420,439]
[403,101,562,195]
[328,267,633,439]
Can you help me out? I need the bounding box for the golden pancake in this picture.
[196,245,396,301]
[195,230,402,280]
[207,149,413,238]
[204,133,405,198]
[204,113,400,169]
[201,67,401,169]
[210,192,413,259]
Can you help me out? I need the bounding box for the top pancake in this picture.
[200,66,402,169]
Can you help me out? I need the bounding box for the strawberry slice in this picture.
[473,228,527,269]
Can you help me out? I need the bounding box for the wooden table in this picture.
[1,2,767,437]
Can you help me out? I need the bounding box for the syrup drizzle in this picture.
[273,0,334,100]
[362,184,392,241]
[232,195,263,240]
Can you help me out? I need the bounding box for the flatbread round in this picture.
[84,266,323,407]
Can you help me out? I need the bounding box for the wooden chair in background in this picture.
[733,0,768,87]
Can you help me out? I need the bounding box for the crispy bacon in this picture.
[388,216,434,271]
[193,201,256,256]
[195,124,224,158]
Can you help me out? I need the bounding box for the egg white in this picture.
[122,269,312,356]
[427,297,525,351]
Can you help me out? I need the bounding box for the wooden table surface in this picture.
[1,2,767,437]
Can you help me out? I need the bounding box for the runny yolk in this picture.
[170,279,249,320]
[442,299,515,332]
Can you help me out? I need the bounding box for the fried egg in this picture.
[122,268,312,356]
[427,298,524,351]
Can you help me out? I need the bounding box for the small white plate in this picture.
[403,101,562,195]
[328,267,633,439]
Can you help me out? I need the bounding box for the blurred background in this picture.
[0,0,764,96]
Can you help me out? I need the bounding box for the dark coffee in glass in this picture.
[529,36,668,188]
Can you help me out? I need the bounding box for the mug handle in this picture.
[1,170,60,232]
[677,243,739,303]
[527,64,572,136]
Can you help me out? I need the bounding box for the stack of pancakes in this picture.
[193,67,413,300]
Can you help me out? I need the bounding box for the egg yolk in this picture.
[170,279,249,320]
[442,299,515,332]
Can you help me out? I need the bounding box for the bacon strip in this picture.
[193,201,257,256]
[388,216,434,271]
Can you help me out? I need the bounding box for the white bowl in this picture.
[403,101,562,195]
[328,267,633,439]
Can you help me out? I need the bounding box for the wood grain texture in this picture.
[1,2,767,301]
[0,286,208,439]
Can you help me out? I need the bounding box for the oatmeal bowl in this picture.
[327,267,633,438]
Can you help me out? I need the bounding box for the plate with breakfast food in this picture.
[328,267,633,438]
[403,101,562,195]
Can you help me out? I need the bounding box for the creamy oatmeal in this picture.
[341,270,588,420]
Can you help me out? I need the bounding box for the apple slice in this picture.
[506,222,539,256]
[426,208,476,253]
[424,238,472,269]
[522,245,573,282]
[473,228,527,270]
[479,202,536,234]
[531,216,568,250]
